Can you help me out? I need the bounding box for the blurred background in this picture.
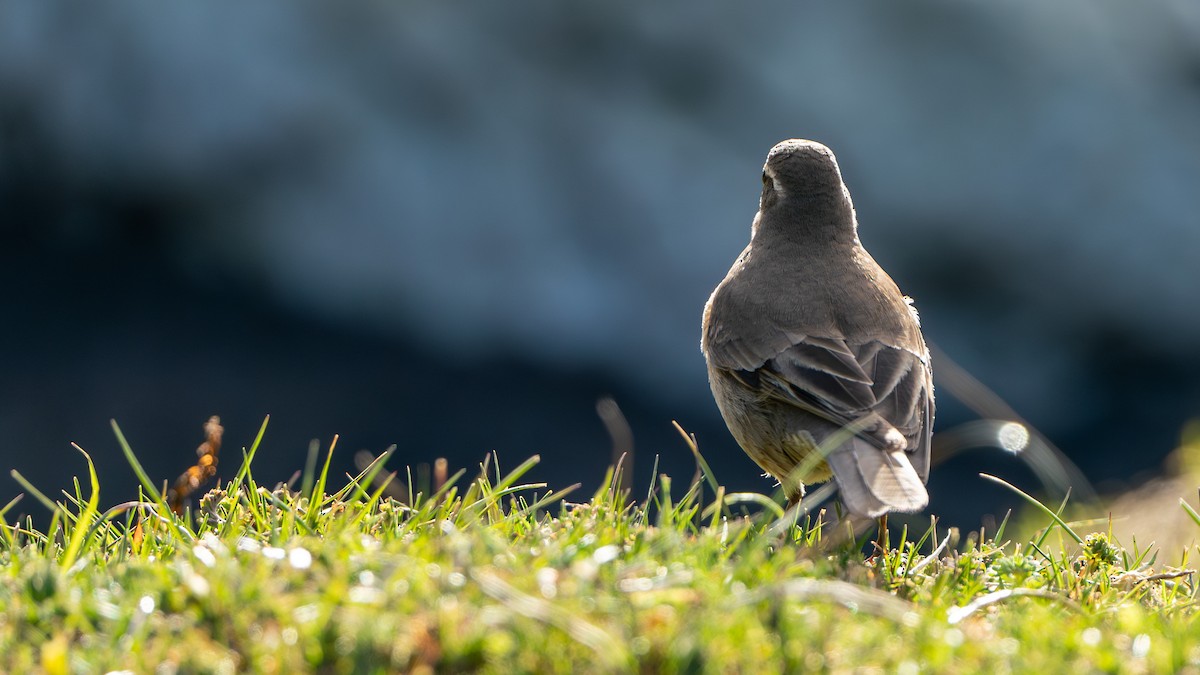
[2,0,1199,534]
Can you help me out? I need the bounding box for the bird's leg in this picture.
[786,492,802,511]
[769,492,805,546]
[874,513,889,556]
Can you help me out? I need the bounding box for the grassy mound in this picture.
[1,418,1197,673]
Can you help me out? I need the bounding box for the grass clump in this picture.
[2,419,1200,673]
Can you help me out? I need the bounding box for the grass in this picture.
[2,419,1200,673]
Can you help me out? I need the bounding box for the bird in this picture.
[701,139,933,523]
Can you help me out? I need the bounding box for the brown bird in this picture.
[701,139,933,519]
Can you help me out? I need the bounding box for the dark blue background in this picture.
[3,1,1199,531]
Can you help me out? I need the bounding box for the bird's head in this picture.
[759,139,850,212]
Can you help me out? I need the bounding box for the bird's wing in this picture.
[719,334,933,474]
[758,336,933,513]
[703,312,805,374]
[742,337,924,432]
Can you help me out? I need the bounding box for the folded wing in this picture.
[713,330,933,515]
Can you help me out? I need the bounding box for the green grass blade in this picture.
[111,419,164,507]
[979,473,1083,545]
[10,470,59,515]
[1181,498,1200,528]
[308,435,339,524]
[721,492,787,520]
[59,444,101,572]
[227,415,271,496]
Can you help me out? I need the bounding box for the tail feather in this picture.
[827,437,928,517]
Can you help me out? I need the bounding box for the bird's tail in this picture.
[826,437,928,518]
